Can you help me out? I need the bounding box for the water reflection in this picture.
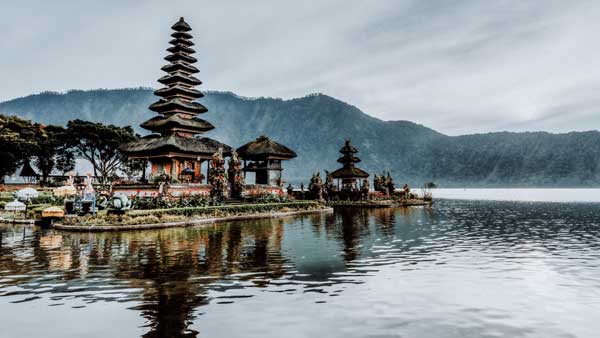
[2,200,600,338]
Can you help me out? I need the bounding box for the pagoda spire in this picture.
[145,17,212,136]
[337,139,361,168]
[121,17,232,182]
[330,138,369,186]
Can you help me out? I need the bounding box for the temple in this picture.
[237,136,297,186]
[330,139,369,189]
[121,17,231,182]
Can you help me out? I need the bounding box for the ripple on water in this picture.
[1,200,600,337]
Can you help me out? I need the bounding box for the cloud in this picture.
[1,0,599,135]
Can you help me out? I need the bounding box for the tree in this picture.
[56,151,76,175]
[122,158,148,182]
[0,115,37,183]
[66,119,136,184]
[32,124,74,186]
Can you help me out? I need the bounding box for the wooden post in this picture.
[195,160,202,182]
[171,159,177,180]
[206,160,211,182]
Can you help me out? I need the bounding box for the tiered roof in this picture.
[122,17,232,158]
[140,115,214,134]
[147,17,209,124]
[121,134,230,156]
[331,139,369,179]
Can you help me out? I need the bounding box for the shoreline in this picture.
[53,207,334,232]
[329,199,431,208]
[0,218,35,225]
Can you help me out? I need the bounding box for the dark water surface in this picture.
[1,200,599,338]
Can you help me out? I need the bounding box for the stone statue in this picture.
[386,172,395,196]
[209,148,228,202]
[83,173,95,195]
[308,172,323,200]
[67,174,75,187]
[227,150,244,198]
[361,179,369,200]
[373,174,384,193]
[111,193,132,212]
[402,183,411,199]
[324,170,335,200]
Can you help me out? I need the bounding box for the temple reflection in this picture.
[0,218,293,337]
[0,209,427,337]
[3,202,600,338]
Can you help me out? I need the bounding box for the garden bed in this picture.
[0,217,35,224]
[54,201,331,231]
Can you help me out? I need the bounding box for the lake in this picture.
[433,188,600,203]
[1,196,600,337]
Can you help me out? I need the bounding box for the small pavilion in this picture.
[19,161,38,184]
[121,17,231,182]
[330,139,369,189]
[237,136,297,186]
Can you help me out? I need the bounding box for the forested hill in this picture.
[2,88,600,187]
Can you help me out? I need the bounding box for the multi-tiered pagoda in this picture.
[331,139,369,188]
[122,17,231,182]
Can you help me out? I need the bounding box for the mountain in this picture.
[2,88,600,187]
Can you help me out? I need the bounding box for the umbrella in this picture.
[5,199,26,211]
[42,206,65,218]
[16,188,39,200]
[53,185,78,197]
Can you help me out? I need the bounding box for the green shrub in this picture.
[30,195,65,205]
[130,195,211,210]
[0,195,14,202]
[128,201,320,218]
[63,201,323,227]
[245,193,291,204]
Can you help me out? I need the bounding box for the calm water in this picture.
[1,199,600,338]
[433,188,600,203]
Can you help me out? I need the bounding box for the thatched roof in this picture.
[169,38,194,47]
[149,98,207,114]
[140,115,214,133]
[121,134,231,157]
[171,31,192,40]
[167,44,195,55]
[164,52,197,64]
[19,161,38,177]
[237,136,297,159]
[337,155,361,164]
[337,139,362,166]
[339,139,358,154]
[161,62,199,74]
[154,85,203,99]
[171,17,192,32]
[158,72,202,86]
[330,166,369,179]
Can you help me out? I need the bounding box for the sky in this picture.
[1,0,600,135]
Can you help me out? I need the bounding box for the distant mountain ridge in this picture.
[2,88,600,187]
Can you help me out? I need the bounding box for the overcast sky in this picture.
[1,0,599,135]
